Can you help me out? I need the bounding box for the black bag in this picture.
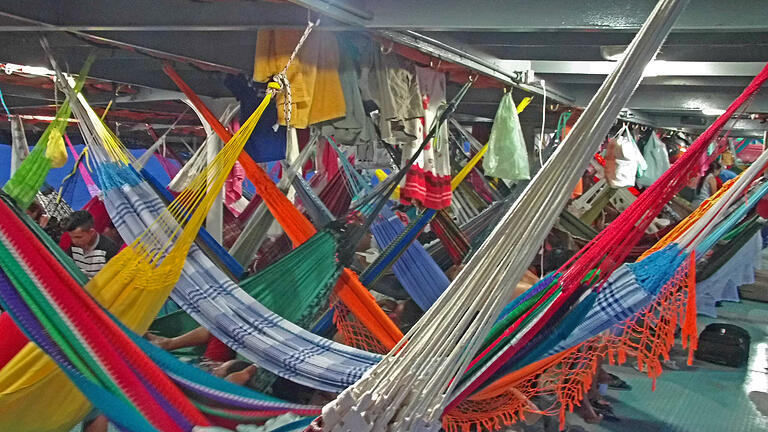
[695,323,751,367]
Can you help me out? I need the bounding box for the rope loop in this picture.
[271,18,320,126]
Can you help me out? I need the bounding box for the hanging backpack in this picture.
[694,323,751,367]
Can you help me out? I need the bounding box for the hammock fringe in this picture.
[443,257,697,432]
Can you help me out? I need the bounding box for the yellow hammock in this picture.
[0,81,280,432]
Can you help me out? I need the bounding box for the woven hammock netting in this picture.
[443,256,696,431]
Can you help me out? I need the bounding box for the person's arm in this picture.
[708,176,719,193]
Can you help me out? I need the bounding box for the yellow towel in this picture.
[254,30,346,128]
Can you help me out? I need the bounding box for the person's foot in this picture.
[663,359,682,370]
[590,398,613,413]
[225,364,258,385]
[607,372,632,390]
[575,401,603,424]
[144,332,173,351]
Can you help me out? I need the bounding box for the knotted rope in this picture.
[272,18,320,127]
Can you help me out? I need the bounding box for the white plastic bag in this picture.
[604,125,646,188]
[637,132,670,187]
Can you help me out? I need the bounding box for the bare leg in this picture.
[84,415,109,432]
[145,327,211,351]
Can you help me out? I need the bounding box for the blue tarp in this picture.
[0,143,179,210]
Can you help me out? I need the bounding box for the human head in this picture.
[65,210,98,249]
[709,161,723,176]
[25,201,44,221]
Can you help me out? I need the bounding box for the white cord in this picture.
[538,80,547,168]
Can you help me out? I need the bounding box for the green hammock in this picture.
[3,56,95,209]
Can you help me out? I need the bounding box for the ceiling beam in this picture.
[648,114,768,136]
[288,1,575,103]
[538,74,754,87]
[358,0,768,32]
[0,0,333,30]
[501,60,767,77]
[565,85,768,112]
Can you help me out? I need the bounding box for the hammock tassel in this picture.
[682,253,698,365]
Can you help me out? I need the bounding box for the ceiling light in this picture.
[701,108,726,116]
[2,63,56,77]
[2,114,79,123]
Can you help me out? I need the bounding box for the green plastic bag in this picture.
[484,93,530,181]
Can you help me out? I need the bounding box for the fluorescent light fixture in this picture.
[2,63,56,77]
[701,108,726,116]
[2,63,76,86]
[2,114,79,123]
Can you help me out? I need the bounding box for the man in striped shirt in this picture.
[64,210,120,278]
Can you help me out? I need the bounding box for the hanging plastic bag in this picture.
[483,92,530,181]
[45,129,68,168]
[604,125,646,188]
[637,132,670,187]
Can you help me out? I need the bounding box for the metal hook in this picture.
[380,41,394,55]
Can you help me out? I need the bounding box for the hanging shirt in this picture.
[398,66,452,210]
[66,234,120,278]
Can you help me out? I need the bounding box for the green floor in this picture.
[568,299,768,432]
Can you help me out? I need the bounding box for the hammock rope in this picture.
[444,147,768,431]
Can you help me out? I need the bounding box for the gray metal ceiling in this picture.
[0,0,766,138]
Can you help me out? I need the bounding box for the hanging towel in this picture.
[484,92,530,181]
[637,132,671,187]
[398,66,452,209]
[224,75,287,162]
[253,29,345,128]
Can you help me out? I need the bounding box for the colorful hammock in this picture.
[163,64,403,349]
[321,2,690,429]
[58,88,382,392]
[441,66,768,430]
[0,67,281,430]
[0,194,323,431]
[448,59,768,412]
[2,56,94,208]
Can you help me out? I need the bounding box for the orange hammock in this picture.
[163,64,402,349]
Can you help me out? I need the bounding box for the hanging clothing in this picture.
[362,46,424,146]
[224,75,287,163]
[253,29,345,128]
[321,36,375,147]
[397,66,452,210]
[483,92,530,181]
